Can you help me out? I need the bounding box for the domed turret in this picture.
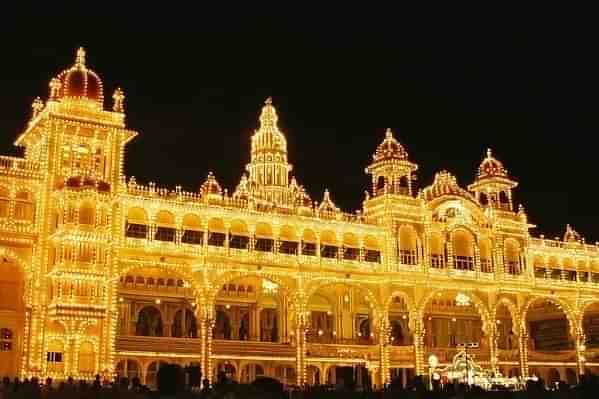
[468,148,517,211]
[200,172,223,198]
[49,47,104,108]
[365,128,417,197]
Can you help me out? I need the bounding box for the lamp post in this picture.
[428,354,438,391]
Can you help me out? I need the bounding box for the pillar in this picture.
[519,331,529,378]
[413,317,425,376]
[200,308,215,385]
[379,314,390,385]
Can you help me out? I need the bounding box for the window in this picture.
[208,232,226,247]
[302,242,317,256]
[321,245,338,259]
[182,230,203,245]
[0,187,9,218]
[14,190,34,221]
[229,235,249,249]
[343,247,359,261]
[365,250,381,263]
[279,241,298,255]
[126,223,147,239]
[455,255,474,271]
[255,238,274,252]
[535,267,547,278]
[399,249,417,265]
[155,226,176,242]
[431,254,445,268]
[47,352,63,363]
[0,328,13,351]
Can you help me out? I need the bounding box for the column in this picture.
[576,329,585,377]
[296,313,308,386]
[379,314,390,386]
[181,301,187,338]
[413,317,425,376]
[519,331,529,378]
[200,308,215,385]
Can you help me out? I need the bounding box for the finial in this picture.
[486,148,492,158]
[265,96,273,105]
[385,128,393,139]
[49,78,61,100]
[112,87,125,113]
[76,47,86,67]
[31,97,44,118]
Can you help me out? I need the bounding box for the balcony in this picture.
[212,339,295,358]
[0,156,41,176]
[115,335,202,355]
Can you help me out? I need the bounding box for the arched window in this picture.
[182,214,203,245]
[229,220,249,249]
[254,222,274,252]
[320,231,338,259]
[79,201,95,225]
[0,186,9,218]
[343,233,359,260]
[479,238,493,273]
[429,233,445,268]
[14,190,34,221]
[479,193,488,206]
[399,226,418,265]
[279,225,298,255]
[504,240,522,275]
[154,210,176,242]
[452,229,475,271]
[207,218,226,247]
[364,235,381,263]
[136,306,163,337]
[499,191,510,209]
[302,229,317,256]
[78,341,95,373]
[126,207,148,239]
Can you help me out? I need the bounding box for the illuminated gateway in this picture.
[1,48,599,388]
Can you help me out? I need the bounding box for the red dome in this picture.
[52,48,104,106]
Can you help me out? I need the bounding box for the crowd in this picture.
[1,368,598,399]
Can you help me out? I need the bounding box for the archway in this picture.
[422,291,489,364]
[240,363,264,383]
[146,361,167,388]
[116,359,141,382]
[214,361,237,383]
[524,298,573,353]
[582,302,599,348]
[214,275,285,342]
[307,283,378,345]
[387,293,412,346]
[0,257,25,378]
[136,306,164,337]
[496,300,518,352]
[172,309,198,338]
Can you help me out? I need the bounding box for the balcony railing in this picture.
[0,156,41,174]
[115,335,201,355]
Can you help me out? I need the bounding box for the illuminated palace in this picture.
[1,48,599,389]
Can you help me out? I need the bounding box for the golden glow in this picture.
[0,48,596,387]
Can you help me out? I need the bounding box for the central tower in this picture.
[245,97,293,203]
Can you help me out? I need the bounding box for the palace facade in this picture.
[1,48,599,388]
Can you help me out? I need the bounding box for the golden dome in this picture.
[372,128,409,162]
[51,47,104,107]
[423,170,476,203]
[200,172,223,196]
[476,148,509,180]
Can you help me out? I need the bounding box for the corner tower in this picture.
[468,148,517,211]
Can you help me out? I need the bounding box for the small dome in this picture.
[423,170,476,203]
[200,172,223,196]
[372,129,409,162]
[52,48,104,106]
[477,148,509,180]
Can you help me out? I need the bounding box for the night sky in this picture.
[2,6,598,241]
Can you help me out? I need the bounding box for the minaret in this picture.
[245,98,293,203]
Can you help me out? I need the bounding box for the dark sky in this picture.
[1,6,599,241]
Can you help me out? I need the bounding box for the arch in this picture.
[229,219,249,236]
[79,200,95,225]
[136,306,164,337]
[429,232,445,268]
[479,237,493,272]
[521,296,577,338]
[155,210,175,225]
[384,290,416,315]
[399,225,418,265]
[182,213,202,229]
[418,289,491,334]
[207,217,226,233]
[504,239,522,275]
[255,222,273,238]
[280,225,297,241]
[494,297,520,335]
[78,341,96,373]
[343,232,359,248]
[302,228,317,243]
[320,230,337,246]
[116,359,140,381]
[495,298,519,352]
[363,234,379,250]
[172,309,198,338]
[127,207,148,223]
[452,228,475,270]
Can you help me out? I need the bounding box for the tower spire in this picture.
[76,47,86,67]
